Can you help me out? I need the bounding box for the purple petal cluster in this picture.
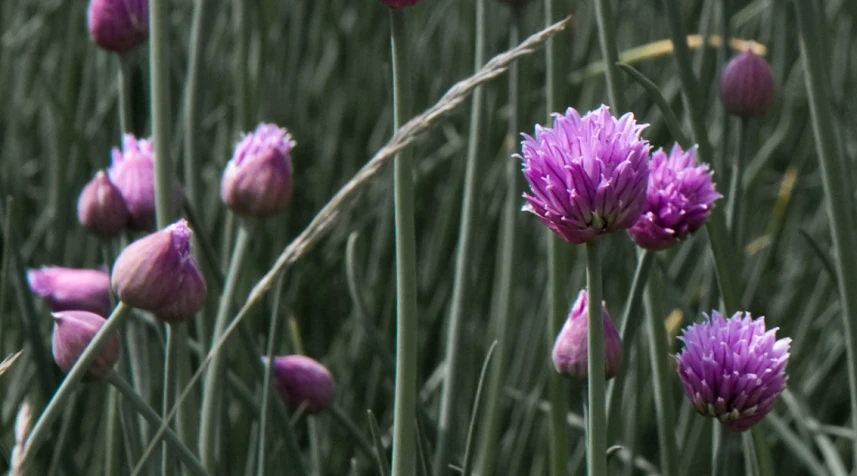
[520,105,650,245]
[87,0,149,54]
[27,267,111,317]
[552,290,622,381]
[676,311,790,432]
[628,145,721,250]
[265,355,335,414]
[111,219,206,323]
[52,310,121,381]
[108,135,158,230]
[719,49,774,118]
[77,170,131,237]
[222,124,295,217]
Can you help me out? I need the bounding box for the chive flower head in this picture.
[28,267,112,317]
[552,290,623,381]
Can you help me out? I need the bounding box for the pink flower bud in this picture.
[77,171,130,237]
[719,49,774,118]
[380,0,423,8]
[265,355,334,414]
[552,290,623,380]
[108,134,183,231]
[87,0,149,54]
[221,124,295,217]
[111,219,206,323]
[52,311,121,381]
[27,267,111,317]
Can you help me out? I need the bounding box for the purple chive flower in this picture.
[265,355,334,414]
[676,311,791,432]
[552,290,622,380]
[380,0,423,8]
[111,219,206,323]
[52,311,121,381]
[628,145,721,251]
[87,0,149,54]
[27,267,111,317]
[77,170,131,238]
[221,124,295,217]
[520,105,650,245]
[719,49,774,118]
[108,134,183,231]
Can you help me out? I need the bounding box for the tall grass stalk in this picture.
[433,0,486,471]
[389,8,418,476]
[792,0,857,467]
[544,0,569,473]
[585,241,606,476]
[183,0,210,211]
[199,223,253,470]
[117,57,132,135]
[474,7,522,474]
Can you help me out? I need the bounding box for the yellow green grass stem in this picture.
[433,0,486,471]
[20,303,131,466]
[474,8,521,475]
[792,0,857,468]
[585,241,606,476]
[545,0,570,474]
[199,223,253,471]
[389,9,419,476]
[183,0,211,211]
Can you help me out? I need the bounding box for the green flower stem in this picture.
[642,271,679,476]
[117,56,132,135]
[388,9,419,476]
[183,0,211,211]
[726,118,749,243]
[474,8,521,475]
[433,0,485,471]
[545,0,570,474]
[107,372,209,476]
[20,303,131,465]
[199,223,253,471]
[105,386,122,476]
[585,240,606,476]
[256,277,285,476]
[592,0,626,111]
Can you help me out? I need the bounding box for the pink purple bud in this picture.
[221,124,295,217]
[520,105,651,245]
[87,0,149,54]
[77,170,131,237]
[719,49,774,118]
[27,267,111,317]
[265,355,334,414]
[628,145,721,251]
[111,219,206,323]
[108,134,183,230]
[552,290,622,380]
[52,311,121,381]
[676,311,790,432]
[380,0,423,8]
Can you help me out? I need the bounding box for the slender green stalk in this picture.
[20,303,131,465]
[389,9,419,476]
[750,425,774,475]
[257,277,285,476]
[794,0,857,470]
[183,0,211,211]
[107,373,210,476]
[592,0,626,111]
[712,424,725,476]
[461,341,498,476]
[117,56,132,135]
[642,272,679,476]
[434,0,486,471]
[200,223,254,470]
[474,8,521,475]
[585,240,606,476]
[726,118,749,243]
[105,386,123,476]
[162,327,180,475]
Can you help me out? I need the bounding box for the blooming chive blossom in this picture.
[520,105,650,245]
[552,290,622,380]
[27,267,112,317]
[111,219,206,323]
[52,311,121,381]
[675,311,791,432]
[628,145,721,250]
[719,49,774,118]
[221,124,295,217]
[265,355,335,413]
[87,0,149,54]
[77,170,131,237]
